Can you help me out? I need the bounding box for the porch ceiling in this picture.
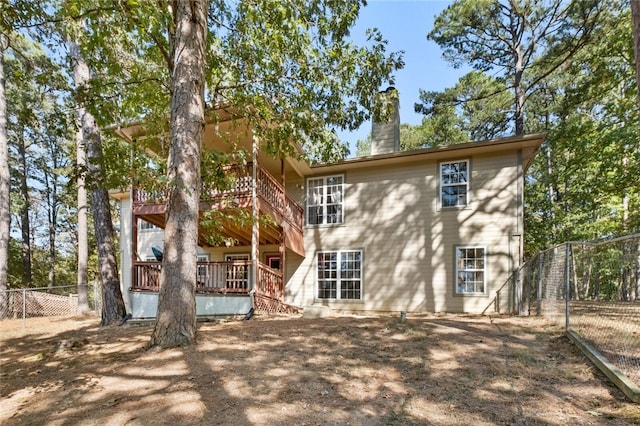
[115,113,308,181]
[137,209,282,248]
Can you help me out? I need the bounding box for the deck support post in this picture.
[280,158,286,299]
[131,195,138,290]
[251,134,259,299]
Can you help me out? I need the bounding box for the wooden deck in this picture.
[132,260,285,302]
[132,163,304,256]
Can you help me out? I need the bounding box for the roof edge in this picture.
[311,132,547,171]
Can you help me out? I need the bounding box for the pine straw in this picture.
[1,313,639,425]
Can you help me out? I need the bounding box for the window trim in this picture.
[454,245,486,296]
[265,254,281,270]
[197,254,210,281]
[306,174,345,226]
[440,159,470,208]
[316,249,363,301]
[139,219,159,232]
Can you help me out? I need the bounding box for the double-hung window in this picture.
[455,246,486,294]
[139,219,158,231]
[307,175,344,225]
[317,250,362,300]
[441,160,469,207]
[197,254,210,286]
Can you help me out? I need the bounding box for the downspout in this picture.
[513,149,525,314]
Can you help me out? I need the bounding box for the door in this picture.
[265,254,281,270]
[225,254,250,289]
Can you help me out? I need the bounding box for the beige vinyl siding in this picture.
[285,150,521,314]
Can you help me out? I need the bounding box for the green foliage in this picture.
[425,0,604,135]
[60,0,402,164]
[215,0,403,162]
[354,135,371,157]
[7,237,78,288]
[355,115,474,158]
[523,0,638,255]
[4,31,77,286]
[415,71,511,142]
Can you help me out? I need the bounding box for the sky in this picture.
[339,0,465,156]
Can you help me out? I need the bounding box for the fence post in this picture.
[515,267,524,315]
[22,288,26,329]
[536,253,543,316]
[565,243,571,331]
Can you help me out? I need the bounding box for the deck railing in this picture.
[256,167,303,233]
[132,260,284,299]
[196,260,251,293]
[257,262,284,300]
[133,262,162,291]
[133,163,302,231]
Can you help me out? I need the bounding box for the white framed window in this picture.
[455,246,486,295]
[317,250,362,300]
[139,219,158,231]
[440,160,469,207]
[307,175,344,225]
[197,254,210,283]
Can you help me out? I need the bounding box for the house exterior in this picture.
[111,99,545,318]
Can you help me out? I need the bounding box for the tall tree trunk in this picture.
[633,265,640,302]
[545,140,556,241]
[622,153,629,232]
[508,4,525,136]
[0,45,10,317]
[514,50,525,136]
[47,209,56,289]
[17,128,32,287]
[631,0,640,109]
[76,125,89,313]
[150,0,207,348]
[89,163,125,325]
[70,40,126,325]
[43,158,57,290]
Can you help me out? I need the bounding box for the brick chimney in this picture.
[371,87,400,155]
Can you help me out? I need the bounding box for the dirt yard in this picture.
[1,313,639,425]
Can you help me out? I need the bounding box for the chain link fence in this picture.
[519,235,640,387]
[0,283,101,326]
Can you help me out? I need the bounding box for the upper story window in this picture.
[306,175,344,225]
[139,219,158,231]
[440,160,469,207]
[455,246,485,295]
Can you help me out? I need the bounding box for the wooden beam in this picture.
[252,134,259,293]
[133,203,166,216]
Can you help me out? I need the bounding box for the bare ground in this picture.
[1,313,639,425]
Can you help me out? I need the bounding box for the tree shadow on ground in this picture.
[1,314,639,425]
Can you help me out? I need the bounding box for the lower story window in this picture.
[226,254,250,289]
[197,254,210,282]
[317,250,362,300]
[456,246,486,294]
